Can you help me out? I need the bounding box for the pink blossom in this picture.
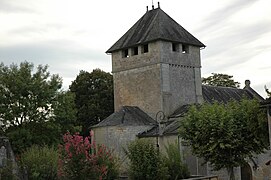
[58,131,115,179]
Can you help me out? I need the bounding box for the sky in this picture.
[0,0,271,97]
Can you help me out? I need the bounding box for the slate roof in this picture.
[92,106,157,128]
[261,98,271,107]
[140,85,264,137]
[106,7,205,53]
[138,120,180,138]
[202,85,263,103]
[170,85,264,118]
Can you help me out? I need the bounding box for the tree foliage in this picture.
[0,61,62,130]
[180,99,268,179]
[0,61,65,154]
[202,73,240,88]
[7,121,61,154]
[69,69,114,135]
[53,91,79,134]
[125,139,168,180]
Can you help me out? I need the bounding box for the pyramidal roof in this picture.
[106,7,205,53]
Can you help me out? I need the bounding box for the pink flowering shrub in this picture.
[58,131,119,180]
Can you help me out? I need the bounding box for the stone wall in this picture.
[112,41,160,73]
[160,41,201,67]
[251,150,271,180]
[160,41,203,114]
[111,40,203,118]
[113,64,162,119]
[92,125,153,173]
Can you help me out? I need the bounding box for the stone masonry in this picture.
[112,40,203,118]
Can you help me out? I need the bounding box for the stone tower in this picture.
[106,5,205,118]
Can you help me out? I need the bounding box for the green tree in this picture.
[7,121,61,154]
[53,91,80,134]
[180,99,268,180]
[202,73,240,88]
[0,61,62,153]
[69,69,114,135]
[0,61,62,129]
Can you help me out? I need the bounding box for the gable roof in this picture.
[92,106,157,128]
[106,8,205,53]
[140,85,264,137]
[202,85,264,103]
[170,85,264,118]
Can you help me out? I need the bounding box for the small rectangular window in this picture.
[122,49,129,58]
[142,44,148,53]
[182,44,189,54]
[132,47,138,56]
[172,43,179,52]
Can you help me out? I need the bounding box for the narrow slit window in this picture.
[142,44,149,53]
[122,49,129,58]
[172,43,179,52]
[132,47,138,56]
[182,44,189,54]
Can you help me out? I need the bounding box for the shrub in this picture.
[125,138,168,180]
[20,145,58,180]
[58,131,119,180]
[164,142,190,179]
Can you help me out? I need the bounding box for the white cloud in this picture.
[0,0,270,97]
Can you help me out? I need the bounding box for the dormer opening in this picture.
[122,49,129,58]
[132,47,138,56]
[172,43,179,52]
[142,44,149,53]
[182,44,189,54]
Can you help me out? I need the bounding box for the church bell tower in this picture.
[106,4,205,118]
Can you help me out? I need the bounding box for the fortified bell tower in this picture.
[106,4,205,118]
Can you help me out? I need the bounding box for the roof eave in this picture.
[106,38,205,54]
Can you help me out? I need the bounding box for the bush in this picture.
[20,145,58,180]
[58,131,119,180]
[164,142,190,179]
[125,138,168,180]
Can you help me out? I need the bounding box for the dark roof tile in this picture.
[92,106,157,128]
[141,85,264,136]
[170,85,262,118]
[106,8,205,53]
[202,85,260,103]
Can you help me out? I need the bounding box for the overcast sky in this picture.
[0,0,270,97]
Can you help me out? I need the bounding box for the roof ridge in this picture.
[202,84,242,90]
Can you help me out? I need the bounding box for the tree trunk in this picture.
[227,167,235,180]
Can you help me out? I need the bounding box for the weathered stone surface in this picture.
[112,40,202,118]
[93,125,153,173]
[114,64,162,119]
